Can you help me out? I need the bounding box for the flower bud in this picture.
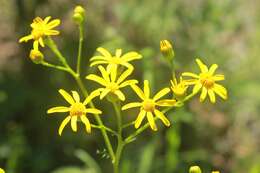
[73,5,85,24]
[29,49,44,64]
[160,39,174,62]
[189,166,202,173]
[170,77,188,100]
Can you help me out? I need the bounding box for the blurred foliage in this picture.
[0,0,260,173]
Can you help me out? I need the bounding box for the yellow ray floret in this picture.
[19,16,60,50]
[122,80,176,131]
[90,47,142,74]
[47,89,101,135]
[182,58,227,103]
[0,168,4,173]
[86,66,138,101]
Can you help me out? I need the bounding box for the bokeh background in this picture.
[1,0,260,173]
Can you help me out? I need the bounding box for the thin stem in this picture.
[124,91,199,143]
[112,101,125,173]
[91,124,118,136]
[45,37,71,69]
[77,25,84,75]
[122,121,135,129]
[40,61,70,73]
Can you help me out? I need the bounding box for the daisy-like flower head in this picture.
[170,77,188,99]
[182,58,227,103]
[47,89,101,135]
[89,47,142,74]
[122,80,176,131]
[19,16,60,50]
[86,66,138,101]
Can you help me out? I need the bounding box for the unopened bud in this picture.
[73,5,85,24]
[160,40,174,62]
[189,166,202,173]
[29,49,44,64]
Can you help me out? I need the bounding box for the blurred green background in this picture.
[1,0,260,173]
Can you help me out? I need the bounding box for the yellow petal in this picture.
[182,72,199,78]
[144,80,150,98]
[19,35,33,43]
[199,87,208,102]
[153,88,170,101]
[147,112,157,131]
[98,65,110,82]
[119,80,138,88]
[90,55,109,61]
[196,58,208,73]
[81,115,91,133]
[121,52,142,61]
[100,88,111,99]
[71,116,78,132]
[208,89,216,103]
[115,49,122,57]
[117,69,133,84]
[39,38,45,47]
[192,83,202,94]
[183,79,198,85]
[0,168,5,173]
[47,106,70,114]
[134,110,146,129]
[131,84,145,100]
[44,16,52,23]
[47,19,61,28]
[97,47,112,57]
[213,74,225,81]
[213,84,227,100]
[154,109,170,127]
[72,91,80,102]
[86,74,108,86]
[90,61,108,67]
[156,99,176,107]
[114,90,125,101]
[33,40,39,50]
[59,89,75,105]
[85,108,102,114]
[209,64,218,75]
[83,90,101,105]
[122,102,142,110]
[45,30,60,35]
[58,116,71,136]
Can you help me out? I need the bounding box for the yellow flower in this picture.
[89,47,142,74]
[47,89,101,135]
[19,16,60,50]
[182,58,227,103]
[212,171,220,173]
[0,168,5,173]
[170,77,188,99]
[86,66,138,101]
[160,39,174,61]
[122,80,176,131]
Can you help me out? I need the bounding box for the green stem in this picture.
[77,25,84,75]
[112,101,125,173]
[40,61,70,73]
[91,124,118,136]
[124,91,199,143]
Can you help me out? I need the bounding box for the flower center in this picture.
[70,103,85,116]
[142,99,155,112]
[107,82,119,92]
[32,29,45,40]
[200,73,215,89]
